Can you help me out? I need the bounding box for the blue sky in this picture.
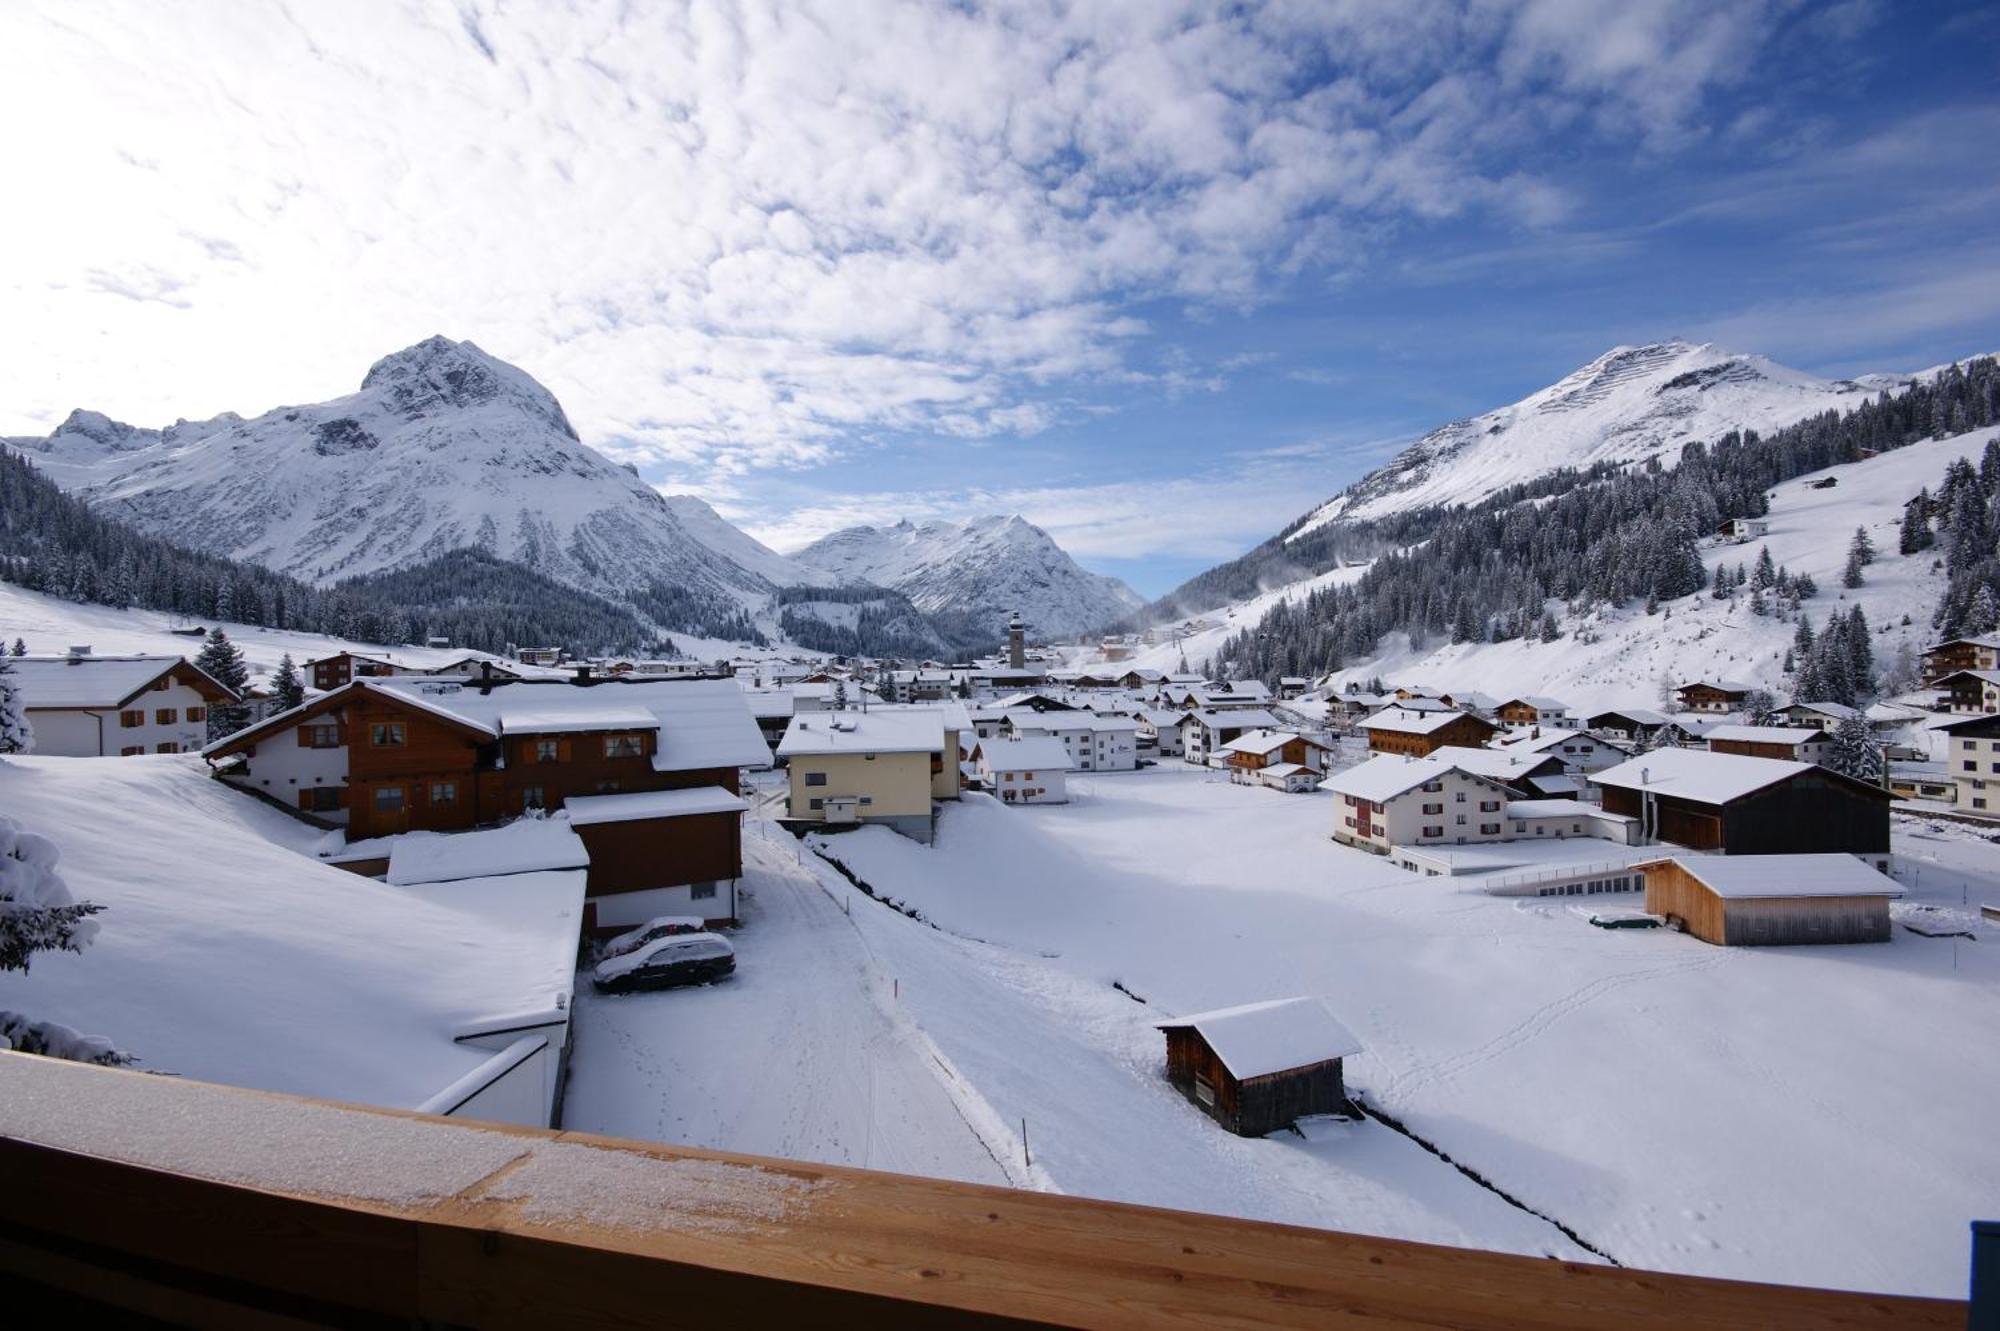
[3,2,1997,597]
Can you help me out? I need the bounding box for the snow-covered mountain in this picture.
[1289,340,1897,539]
[791,515,1144,639]
[5,336,819,604]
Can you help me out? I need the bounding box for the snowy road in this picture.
[560,820,1013,1187]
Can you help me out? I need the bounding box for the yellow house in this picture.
[776,706,961,842]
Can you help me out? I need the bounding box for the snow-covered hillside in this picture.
[1321,424,2000,709]
[1291,341,1895,538]
[791,515,1144,639]
[5,336,819,603]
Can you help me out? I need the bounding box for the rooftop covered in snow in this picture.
[1639,854,1903,900]
[1591,748,1818,805]
[9,653,236,709]
[1154,997,1362,1081]
[562,787,748,824]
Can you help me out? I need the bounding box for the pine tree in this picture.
[832,678,849,711]
[8,639,24,657]
[194,629,251,741]
[0,815,127,1064]
[1966,585,2000,635]
[1825,716,1883,784]
[1751,546,1776,591]
[272,654,305,711]
[0,655,31,755]
[1900,492,1933,555]
[1537,611,1560,642]
[1842,541,1866,589]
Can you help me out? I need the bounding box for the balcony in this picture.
[0,1052,1967,1328]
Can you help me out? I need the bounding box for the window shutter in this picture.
[559,739,572,762]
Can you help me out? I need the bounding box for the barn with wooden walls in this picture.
[1637,855,1901,946]
[1154,998,1362,1138]
[1592,748,1891,865]
[1360,708,1499,757]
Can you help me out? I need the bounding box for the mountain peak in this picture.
[360,336,579,441]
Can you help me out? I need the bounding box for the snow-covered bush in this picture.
[0,814,128,1064]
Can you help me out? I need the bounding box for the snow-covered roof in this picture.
[1361,707,1482,735]
[1587,706,1671,726]
[1503,799,1633,822]
[1704,724,1828,746]
[1679,679,1757,693]
[385,816,590,886]
[1260,763,1314,779]
[1180,707,1283,731]
[1501,695,1571,712]
[777,709,944,756]
[1086,715,1138,733]
[1592,748,1814,804]
[1219,728,1327,757]
[562,786,748,824]
[1786,701,1860,721]
[973,736,1071,771]
[1154,997,1362,1081]
[9,654,232,709]
[1427,744,1554,778]
[1008,708,1092,732]
[1496,729,1605,754]
[1322,754,1510,804]
[739,688,796,720]
[0,756,585,1111]
[1643,854,1903,900]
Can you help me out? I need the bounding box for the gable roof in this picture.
[11,654,237,710]
[1677,679,1757,694]
[1592,747,1888,805]
[777,709,944,756]
[1179,708,1283,732]
[1426,744,1562,781]
[1639,854,1902,901]
[1154,997,1361,1080]
[1321,753,1514,804]
[1587,707,1670,727]
[1219,728,1330,758]
[1703,724,1830,746]
[1361,708,1489,736]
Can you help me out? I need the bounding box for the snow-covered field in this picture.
[585,767,2000,1298]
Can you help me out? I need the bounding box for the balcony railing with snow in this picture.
[0,1052,1967,1328]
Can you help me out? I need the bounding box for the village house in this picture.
[1636,855,1900,946]
[1005,710,1139,771]
[1938,713,2000,816]
[1591,748,1891,865]
[1359,708,1499,757]
[1584,707,1674,742]
[1324,755,1519,854]
[970,736,1070,805]
[776,706,963,842]
[204,675,767,833]
[741,688,795,753]
[1674,679,1758,714]
[880,669,958,704]
[1154,998,1361,1138]
[1277,677,1310,700]
[1720,517,1770,543]
[1132,708,1188,757]
[1178,707,1284,766]
[1220,729,1334,793]
[1887,760,1957,804]
[1493,727,1629,776]
[1703,723,1833,765]
[1778,700,1861,729]
[561,787,749,928]
[1427,744,1586,800]
[1932,668,2000,714]
[1493,696,1579,731]
[1921,633,2000,684]
[9,651,238,756]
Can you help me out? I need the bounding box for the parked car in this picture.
[598,915,707,961]
[591,933,736,994]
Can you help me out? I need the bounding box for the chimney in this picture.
[1640,767,1650,785]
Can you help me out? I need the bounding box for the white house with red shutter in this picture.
[8,651,238,756]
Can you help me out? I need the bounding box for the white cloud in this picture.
[0,0,1789,472]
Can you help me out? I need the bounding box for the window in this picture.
[1421,780,1443,793]
[1479,800,1500,812]
[303,787,342,812]
[603,734,644,759]
[859,796,873,806]
[187,706,206,723]
[1422,825,1443,838]
[302,722,340,748]
[153,677,171,691]
[1422,802,1442,815]
[155,742,179,754]
[371,722,406,747]
[1023,772,1035,781]
[809,797,824,810]
[1193,1075,1215,1107]
[120,746,143,757]
[1454,791,1466,802]
[155,708,177,725]
[805,771,828,786]
[521,786,544,810]
[1967,761,1978,772]
[691,882,717,901]
[120,710,144,728]
[1455,814,1466,824]
[535,738,561,763]
[430,781,457,806]
[373,786,405,812]
[1480,823,1500,835]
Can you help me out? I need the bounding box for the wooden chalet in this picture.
[1592,749,1890,863]
[1932,668,2000,714]
[304,651,405,691]
[8,653,239,758]
[1703,724,1832,763]
[1220,729,1334,777]
[1155,998,1361,1137]
[1922,633,2000,684]
[1637,855,1900,946]
[1584,707,1672,741]
[1494,696,1572,729]
[1360,708,1498,757]
[1674,680,1756,714]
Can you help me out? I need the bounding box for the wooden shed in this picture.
[1593,748,1891,863]
[1154,998,1362,1137]
[1637,855,1901,946]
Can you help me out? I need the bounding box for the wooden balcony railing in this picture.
[0,1052,1970,1329]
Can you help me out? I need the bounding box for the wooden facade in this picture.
[1601,766,1890,856]
[1366,713,1497,757]
[1162,1027,1349,1138]
[1675,683,1751,713]
[1224,735,1330,775]
[1706,730,1827,761]
[1640,860,1892,946]
[572,813,741,896]
[1923,637,2000,684]
[216,687,743,842]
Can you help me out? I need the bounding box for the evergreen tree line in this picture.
[773,584,998,660]
[1215,357,2000,684]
